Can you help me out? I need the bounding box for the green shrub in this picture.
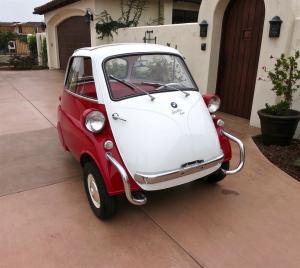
[0,30,17,52]
[265,101,290,116]
[41,37,48,67]
[9,54,37,70]
[261,51,300,115]
[27,35,37,57]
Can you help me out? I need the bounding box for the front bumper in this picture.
[106,129,245,206]
[134,154,224,185]
[134,129,245,186]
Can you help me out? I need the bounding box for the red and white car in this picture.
[57,44,245,220]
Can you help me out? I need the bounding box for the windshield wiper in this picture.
[141,81,191,98]
[109,75,155,101]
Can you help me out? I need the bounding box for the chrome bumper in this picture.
[134,130,245,185]
[106,130,244,206]
[221,130,245,175]
[106,153,147,206]
[134,155,224,185]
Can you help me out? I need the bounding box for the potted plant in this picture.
[258,51,300,145]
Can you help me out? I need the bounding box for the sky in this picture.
[0,0,48,22]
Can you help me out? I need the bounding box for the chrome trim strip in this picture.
[134,154,224,185]
[64,88,98,103]
[106,153,147,206]
[221,130,245,175]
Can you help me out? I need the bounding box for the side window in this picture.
[65,57,81,92]
[65,57,97,100]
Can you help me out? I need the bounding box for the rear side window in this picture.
[65,57,97,100]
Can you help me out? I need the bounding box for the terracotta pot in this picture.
[258,109,300,145]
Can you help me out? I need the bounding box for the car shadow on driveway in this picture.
[0,127,81,197]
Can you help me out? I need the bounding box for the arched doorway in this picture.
[57,16,91,69]
[216,0,265,119]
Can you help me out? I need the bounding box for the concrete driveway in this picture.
[0,70,299,268]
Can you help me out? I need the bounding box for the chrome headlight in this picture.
[85,111,105,133]
[208,95,221,113]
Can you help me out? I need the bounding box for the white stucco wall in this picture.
[250,0,300,138]
[110,0,300,138]
[44,0,173,68]
[36,32,47,66]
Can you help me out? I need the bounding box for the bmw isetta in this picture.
[57,43,245,220]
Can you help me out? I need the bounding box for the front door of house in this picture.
[216,0,265,119]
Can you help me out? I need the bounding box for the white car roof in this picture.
[72,43,182,59]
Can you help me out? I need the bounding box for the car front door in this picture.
[60,56,98,158]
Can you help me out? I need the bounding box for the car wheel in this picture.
[83,161,116,220]
[206,161,230,183]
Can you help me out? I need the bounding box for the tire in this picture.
[206,162,230,183]
[83,161,116,220]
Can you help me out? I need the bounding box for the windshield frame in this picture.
[102,52,199,102]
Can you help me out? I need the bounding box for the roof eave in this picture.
[33,0,80,15]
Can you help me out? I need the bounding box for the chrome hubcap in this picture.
[87,174,100,208]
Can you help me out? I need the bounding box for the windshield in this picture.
[104,54,198,101]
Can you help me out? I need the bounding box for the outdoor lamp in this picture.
[199,20,208,37]
[269,16,282,38]
[84,9,94,24]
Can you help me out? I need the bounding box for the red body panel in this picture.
[202,93,232,162]
[214,119,232,162]
[202,93,218,106]
[58,90,140,195]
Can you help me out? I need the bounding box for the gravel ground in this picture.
[253,135,300,181]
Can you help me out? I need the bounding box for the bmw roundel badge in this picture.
[171,102,178,108]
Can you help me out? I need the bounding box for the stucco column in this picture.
[161,0,173,25]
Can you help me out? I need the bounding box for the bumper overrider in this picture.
[106,129,245,206]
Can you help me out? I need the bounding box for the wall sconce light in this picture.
[84,8,94,24]
[199,20,208,38]
[269,16,282,38]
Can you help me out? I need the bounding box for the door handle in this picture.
[112,113,127,122]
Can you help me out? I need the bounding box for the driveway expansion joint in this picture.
[6,76,56,128]
[141,207,205,268]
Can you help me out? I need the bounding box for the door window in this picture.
[65,57,97,100]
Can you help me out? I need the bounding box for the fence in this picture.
[15,39,29,55]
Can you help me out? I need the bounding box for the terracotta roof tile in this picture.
[33,0,80,15]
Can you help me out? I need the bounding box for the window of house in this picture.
[172,0,201,24]
[65,57,97,100]
[172,9,199,24]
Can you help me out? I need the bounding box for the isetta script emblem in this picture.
[171,102,185,115]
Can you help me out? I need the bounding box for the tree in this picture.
[259,51,300,115]
[0,30,17,52]
[27,35,37,57]
[95,0,149,39]
[41,37,48,67]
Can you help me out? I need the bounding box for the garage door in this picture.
[57,16,91,69]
